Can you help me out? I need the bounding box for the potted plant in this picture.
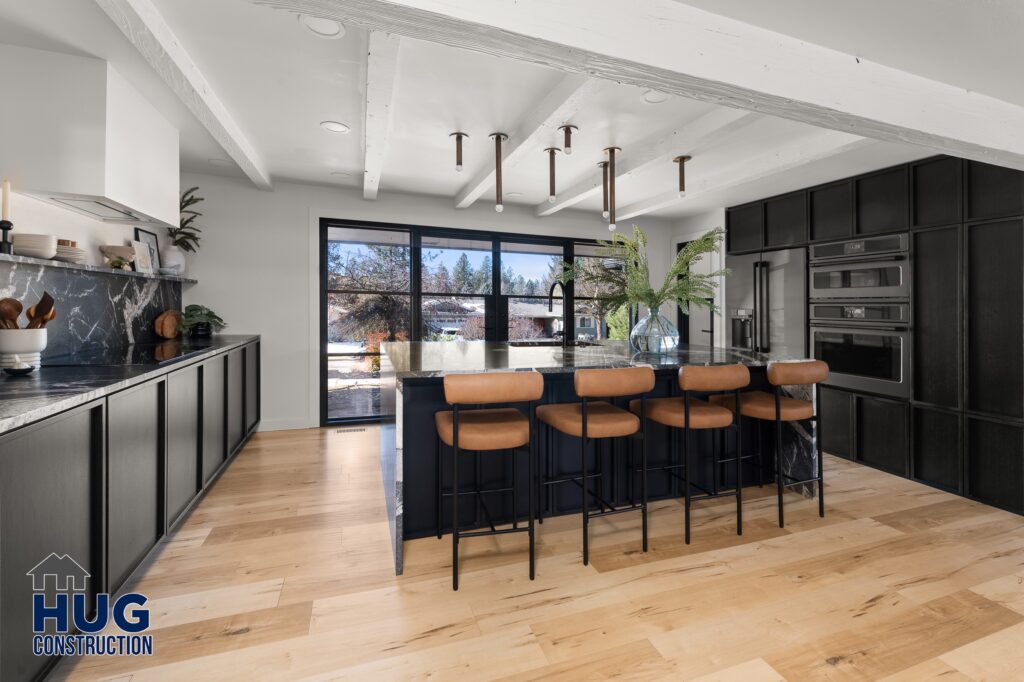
[567,226,728,352]
[163,187,203,275]
[178,304,226,337]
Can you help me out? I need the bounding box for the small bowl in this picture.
[99,245,137,261]
[0,329,48,354]
[3,366,35,377]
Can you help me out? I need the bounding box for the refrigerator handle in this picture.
[751,261,760,351]
[761,260,771,352]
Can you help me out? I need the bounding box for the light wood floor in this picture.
[56,426,1024,681]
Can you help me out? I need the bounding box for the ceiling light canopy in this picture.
[642,89,669,104]
[320,120,350,134]
[298,14,346,39]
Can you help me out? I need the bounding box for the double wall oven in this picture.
[809,233,911,399]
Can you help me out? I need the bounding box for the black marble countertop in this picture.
[0,334,259,435]
[381,340,809,383]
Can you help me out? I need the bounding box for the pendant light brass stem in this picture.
[604,147,621,230]
[559,124,578,155]
[491,133,508,212]
[673,155,692,195]
[450,132,468,172]
[544,147,560,202]
[598,161,609,219]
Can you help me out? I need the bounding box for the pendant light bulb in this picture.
[495,203,504,213]
[548,195,557,204]
[608,223,617,231]
[602,210,610,219]
[456,164,463,173]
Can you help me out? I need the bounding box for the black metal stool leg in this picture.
[816,386,825,518]
[452,410,460,591]
[511,448,518,529]
[529,406,536,579]
[736,402,743,536]
[757,419,764,487]
[436,434,443,539]
[581,400,590,566]
[641,412,649,552]
[775,412,785,529]
[683,396,693,545]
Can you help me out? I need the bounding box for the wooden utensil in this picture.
[26,292,54,329]
[0,297,21,329]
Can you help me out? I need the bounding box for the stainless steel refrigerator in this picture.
[725,247,807,356]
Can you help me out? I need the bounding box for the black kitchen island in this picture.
[380,340,817,574]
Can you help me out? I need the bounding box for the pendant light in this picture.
[559,124,578,155]
[490,132,508,212]
[544,147,561,204]
[450,132,468,172]
[598,161,609,219]
[673,155,691,197]
[604,147,620,231]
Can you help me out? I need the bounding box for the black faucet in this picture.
[548,281,567,347]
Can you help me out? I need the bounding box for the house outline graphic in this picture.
[26,553,91,592]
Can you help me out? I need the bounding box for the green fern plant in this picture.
[167,186,203,253]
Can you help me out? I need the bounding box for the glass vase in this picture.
[629,310,680,353]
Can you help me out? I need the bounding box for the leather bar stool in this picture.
[435,370,544,590]
[630,364,750,544]
[710,360,829,528]
[536,366,655,566]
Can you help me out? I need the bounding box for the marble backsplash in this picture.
[0,259,181,358]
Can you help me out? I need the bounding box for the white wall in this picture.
[180,172,677,431]
[673,208,728,347]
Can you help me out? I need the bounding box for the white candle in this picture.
[1,180,9,221]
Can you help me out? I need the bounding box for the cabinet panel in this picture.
[819,387,853,459]
[203,357,226,484]
[107,380,163,592]
[227,348,245,454]
[245,342,260,433]
[967,219,1024,418]
[913,407,961,492]
[726,202,762,253]
[856,395,908,475]
[967,417,1023,512]
[810,180,853,242]
[857,166,908,235]
[166,365,200,524]
[0,404,102,682]
[913,226,960,408]
[966,161,1024,221]
[764,191,807,248]
[912,157,961,227]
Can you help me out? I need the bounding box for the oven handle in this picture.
[809,254,907,266]
[810,324,909,332]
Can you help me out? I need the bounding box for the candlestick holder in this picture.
[0,220,12,255]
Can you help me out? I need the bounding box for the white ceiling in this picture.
[5,0,1017,220]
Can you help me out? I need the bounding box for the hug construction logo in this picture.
[27,553,154,657]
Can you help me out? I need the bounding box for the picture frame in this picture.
[134,227,162,270]
[131,239,155,274]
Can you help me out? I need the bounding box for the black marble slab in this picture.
[0,335,260,435]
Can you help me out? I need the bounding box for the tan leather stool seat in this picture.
[537,401,640,439]
[628,397,734,430]
[435,408,529,450]
[709,391,813,422]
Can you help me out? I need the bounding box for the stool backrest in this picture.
[767,360,829,386]
[443,371,544,405]
[679,363,750,392]
[575,366,655,398]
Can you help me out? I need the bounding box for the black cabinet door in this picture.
[856,166,909,235]
[966,218,1024,419]
[726,202,763,253]
[202,357,226,484]
[107,380,163,592]
[166,365,201,524]
[855,395,908,475]
[966,161,1024,222]
[819,387,853,459]
[764,191,807,248]
[810,180,853,242]
[0,402,103,682]
[913,407,961,492]
[912,157,962,227]
[914,226,961,408]
[245,342,260,433]
[227,348,245,454]
[967,417,1023,513]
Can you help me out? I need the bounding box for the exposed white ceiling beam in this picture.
[536,108,758,217]
[617,129,872,221]
[363,31,401,200]
[252,0,1024,171]
[453,75,601,209]
[96,0,272,189]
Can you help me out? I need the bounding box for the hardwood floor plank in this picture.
[688,658,787,682]
[939,620,1024,680]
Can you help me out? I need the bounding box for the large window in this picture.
[501,241,563,340]
[421,236,493,340]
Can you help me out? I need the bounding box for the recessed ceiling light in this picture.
[298,14,345,39]
[506,192,523,198]
[642,89,669,104]
[321,121,350,134]
[208,158,232,167]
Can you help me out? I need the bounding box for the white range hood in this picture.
[0,43,179,227]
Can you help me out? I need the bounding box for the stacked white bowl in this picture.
[0,329,47,369]
[55,243,87,264]
[12,234,58,260]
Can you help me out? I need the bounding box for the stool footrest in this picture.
[689,490,740,503]
[460,526,530,539]
[782,478,822,489]
[543,473,603,487]
[590,504,644,519]
[441,486,514,497]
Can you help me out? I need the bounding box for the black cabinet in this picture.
[203,356,227,484]
[0,402,104,682]
[966,218,1023,419]
[227,348,245,454]
[913,226,961,408]
[856,166,908,235]
[810,180,853,242]
[726,202,762,253]
[912,156,961,227]
[107,381,163,592]
[245,342,260,433]
[913,407,961,492]
[966,161,1024,222]
[166,365,201,525]
[855,395,908,475]
[967,417,1023,513]
[764,191,807,248]
[819,387,853,460]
